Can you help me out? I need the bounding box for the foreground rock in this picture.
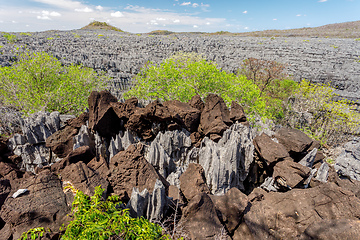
[335,137,360,181]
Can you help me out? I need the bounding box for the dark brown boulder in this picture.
[163,100,201,132]
[110,97,138,120]
[254,133,291,166]
[66,112,89,128]
[211,187,249,234]
[232,222,256,240]
[275,128,313,160]
[0,136,8,155]
[108,144,169,202]
[199,94,232,139]
[51,146,95,173]
[241,183,360,239]
[188,95,205,112]
[0,161,25,190]
[300,219,360,240]
[0,170,70,240]
[273,160,311,188]
[45,125,78,158]
[0,179,11,208]
[88,91,121,138]
[179,163,210,202]
[230,101,247,123]
[126,100,174,140]
[61,161,109,197]
[87,155,110,181]
[180,192,225,240]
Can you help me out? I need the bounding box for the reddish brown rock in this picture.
[87,155,110,181]
[88,91,121,138]
[230,101,247,123]
[275,128,313,160]
[232,222,256,240]
[0,170,70,240]
[0,179,11,208]
[51,146,95,173]
[108,144,169,202]
[66,112,89,128]
[211,187,249,234]
[273,160,311,188]
[179,163,210,202]
[163,100,201,132]
[188,95,205,112]
[45,125,78,158]
[199,94,232,138]
[241,183,360,239]
[253,133,291,166]
[300,219,360,240]
[110,97,138,120]
[180,192,225,240]
[61,161,109,197]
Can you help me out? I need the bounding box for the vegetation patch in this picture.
[81,21,124,32]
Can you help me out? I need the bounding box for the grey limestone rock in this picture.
[260,177,279,192]
[146,129,191,178]
[21,112,60,144]
[198,123,254,194]
[73,125,94,150]
[146,179,168,222]
[315,162,330,183]
[299,148,318,168]
[108,130,140,160]
[14,143,52,172]
[126,188,150,218]
[335,137,360,181]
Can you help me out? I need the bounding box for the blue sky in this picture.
[0,0,359,33]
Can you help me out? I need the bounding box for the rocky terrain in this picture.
[1,91,360,239]
[0,30,359,104]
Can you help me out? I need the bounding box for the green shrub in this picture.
[0,51,107,115]
[20,186,170,240]
[124,52,272,120]
[20,32,32,36]
[282,80,360,146]
[61,186,167,240]
[2,33,18,43]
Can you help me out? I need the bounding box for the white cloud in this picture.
[173,19,180,23]
[111,11,123,17]
[273,18,277,21]
[318,0,327,2]
[37,10,61,20]
[32,0,84,10]
[206,22,210,25]
[193,25,198,28]
[192,3,199,7]
[96,5,103,11]
[156,17,166,21]
[75,7,93,12]
[244,27,249,30]
[296,14,302,17]
[181,2,192,6]
[243,10,247,14]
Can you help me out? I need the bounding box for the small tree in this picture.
[0,51,107,115]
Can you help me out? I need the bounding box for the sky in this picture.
[0,0,359,33]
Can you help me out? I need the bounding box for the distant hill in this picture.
[81,21,124,32]
[234,20,360,38]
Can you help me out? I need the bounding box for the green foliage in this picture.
[19,227,46,240]
[46,37,54,40]
[148,30,174,35]
[20,32,32,36]
[0,51,107,115]
[61,186,168,240]
[282,80,360,145]
[2,33,18,43]
[124,52,271,119]
[82,21,124,32]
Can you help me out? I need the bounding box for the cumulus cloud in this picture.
[96,5,103,11]
[273,18,277,21]
[173,19,180,23]
[32,0,84,10]
[111,11,123,17]
[75,7,93,12]
[243,10,247,14]
[296,14,302,16]
[37,10,61,20]
[193,25,198,28]
[181,2,192,6]
[318,0,327,2]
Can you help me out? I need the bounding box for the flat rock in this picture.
[108,144,169,202]
[180,192,225,240]
[273,160,311,188]
[210,187,249,234]
[0,170,70,240]
[241,183,360,239]
[253,133,291,166]
[179,163,210,202]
